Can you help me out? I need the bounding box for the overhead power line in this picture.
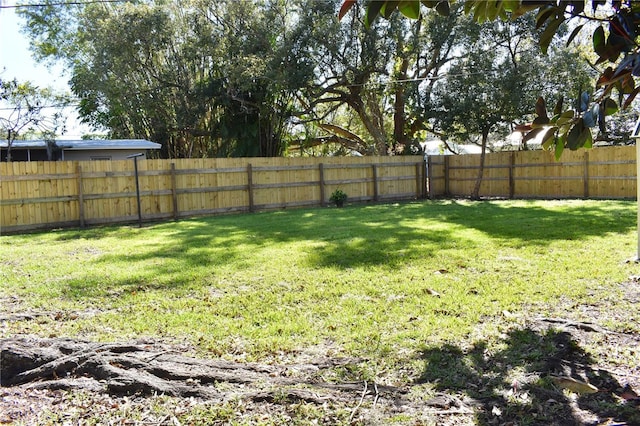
[0,0,127,9]
[0,102,80,111]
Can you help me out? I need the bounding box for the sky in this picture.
[0,2,93,138]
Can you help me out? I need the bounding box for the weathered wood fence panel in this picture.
[428,145,636,200]
[2,147,636,234]
[0,156,424,233]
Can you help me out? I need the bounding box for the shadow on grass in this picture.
[418,327,640,425]
[50,200,635,297]
[435,200,634,244]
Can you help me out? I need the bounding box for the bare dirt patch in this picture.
[0,337,419,425]
[2,281,640,425]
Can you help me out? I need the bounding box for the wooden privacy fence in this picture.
[0,156,425,233]
[1,146,636,234]
[427,145,637,200]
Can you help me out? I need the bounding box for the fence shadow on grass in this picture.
[433,200,635,244]
[50,200,636,296]
[418,327,640,425]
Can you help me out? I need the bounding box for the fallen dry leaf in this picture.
[551,376,598,394]
[424,288,441,297]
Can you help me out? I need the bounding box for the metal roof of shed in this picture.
[0,139,161,150]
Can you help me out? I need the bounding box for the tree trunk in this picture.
[6,130,14,162]
[46,140,56,161]
[347,88,388,155]
[393,59,410,153]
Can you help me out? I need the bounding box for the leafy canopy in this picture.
[341,0,640,158]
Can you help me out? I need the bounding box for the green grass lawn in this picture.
[2,199,639,424]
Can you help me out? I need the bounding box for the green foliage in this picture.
[20,0,317,158]
[342,0,640,155]
[329,189,348,206]
[20,0,581,158]
[16,0,636,159]
[1,200,636,354]
[528,92,621,158]
[427,10,592,159]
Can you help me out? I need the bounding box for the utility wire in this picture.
[0,0,127,9]
[0,103,80,111]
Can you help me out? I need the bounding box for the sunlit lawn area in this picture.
[2,199,637,356]
[1,199,639,424]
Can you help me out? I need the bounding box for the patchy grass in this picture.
[2,199,639,424]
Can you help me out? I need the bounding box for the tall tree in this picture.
[427,14,595,197]
[23,0,217,158]
[20,0,314,158]
[198,0,314,157]
[290,1,480,155]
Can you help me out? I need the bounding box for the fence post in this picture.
[319,163,326,206]
[372,164,379,202]
[509,152,516,199]
[444,156,450,197]
[415,162,422,199]
[583,151,590,198]
[170,162,178,220]
[247,163,255,212]
[76,163,85,228]
[427,156,434,200]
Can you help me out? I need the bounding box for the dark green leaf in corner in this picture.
[473,1,488,23]
[536,6,556,30]
[502,0,520,12]
[382,1,400,19]
[486,1,501,21]
[593,26,605,55]
[583,128,593,148]
[512,2,543,18]
[365,1,385,28]
[566,118,589,150]
[434,1,450,16]
[398,1,420,19]
[555,136,565,160]
[540,17,563,54]
[463,0,475,15]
